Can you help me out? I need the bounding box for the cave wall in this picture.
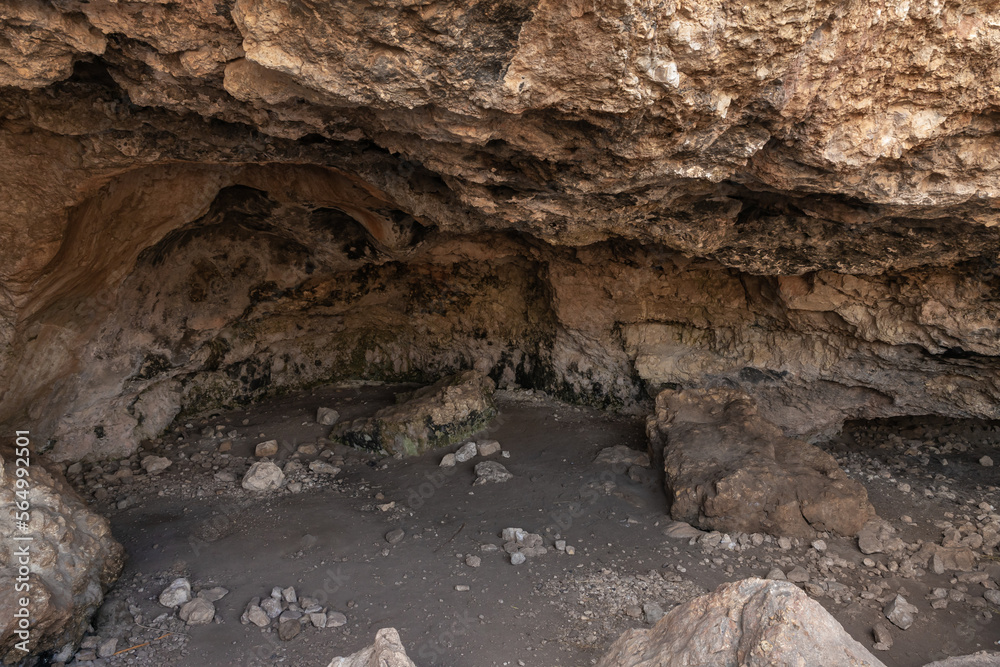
[5,0,1000,460]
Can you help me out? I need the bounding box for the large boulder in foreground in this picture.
[333,371,497,456]
[327,627,417,667]
[0,450,125,662]
[648,387,875,537]
[597,578,884,667]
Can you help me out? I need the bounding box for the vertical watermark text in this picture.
[12,430,32,653]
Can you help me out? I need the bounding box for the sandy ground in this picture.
[59,385,1000,666]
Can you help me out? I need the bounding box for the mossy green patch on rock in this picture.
[333,370,497,456]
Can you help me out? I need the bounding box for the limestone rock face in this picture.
[0,451,125,662]
[596,578,885,667]
[326,627,417,667]
[4,2,1000,460]
[333,371,497,456]
[649,387,876,537]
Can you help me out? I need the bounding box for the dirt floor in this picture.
[56,384,1000,666]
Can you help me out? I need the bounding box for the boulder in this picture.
[326,627,417,667]
[596,578,885,667]
[648,387,876,537]
[923,653,1000,667]
[332,371,496,456]
[0,452,125,662]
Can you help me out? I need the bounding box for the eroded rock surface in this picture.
[0,451,125,662]
[326,627,416,667]
[333,371,496,456]
[596,578,885,667]
[649,387,876,537]
[3,2,1000,462]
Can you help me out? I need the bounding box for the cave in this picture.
[2,1,1000,666]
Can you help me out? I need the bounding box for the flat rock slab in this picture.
[596,578,886,667]
[649,387,876,537]
[923,652,1000,667]
[326,627,417,667]
[332,371,496,456]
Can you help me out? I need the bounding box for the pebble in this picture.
[477,440,502,457]
[778,536,792,550]
[386,528,406,544]
[455,442,478,463]
[255,440,279,457]
[643,602,664,624]
[884,594,918,630]
[246,605,270,628]
[510,552,526,565]
[455,585,470,591]
[873,622,893,650]
[297,444,318,456]
[555,540,567,551]
[982,456,995,467]
[242,461,285,492]
[198,586,229,602]
[473,461,513,485]
[466,555,481,567]
[766,568,786,580]
[327,611,348,627]
[96,638,118,659]
[309,460,340,475]
[178,598,215,625]
[278,619,300,641]
[158,578,192,608]
[317,407,340,426]
[786,566,810,583]
[985,590,1000,605]
[310,612,327,628]
[811,539,827,552]
[440,453,456,467]
[141,456,172,475]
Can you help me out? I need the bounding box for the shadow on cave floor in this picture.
[60,387,1000,666]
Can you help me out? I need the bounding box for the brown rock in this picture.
[650,388,876,537]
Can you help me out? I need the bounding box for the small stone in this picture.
[863,558,876,568]
[310,612,327,628]
[317,407,340,426]
[555,540,567,551]
[282,586,297,603]
[142,456,172,475]
[386,528,406,544]
[287,482,303,493]
[565,545,576,555]
[96,638,118,659]
[178,598,215,625]
[510,552,526,565]
[247,605,270,628]
[777,536,792,550]
[473,460,513,485]
[455,442,478,462]
[309,460,340,475]
[625,604,643,618]
[455,584,470,591]
[985,589,1000,605]
[158,578,192,608]
[897,483,911,493]
[75,649,97,661]
[327,611,347,627]
[884,594,918,630]
[198,587,229,602]
[981,456,995,467]
[214,470,236,482]
[811,539,827,552]
[297,444,318,456]
[502,527,526,542]
[278,619,301,641]
[255,440,279,457]
[218,440,232,452]
[466,555,481,567]
[242,461,285,492]
[261,597,283,618]
[440,453,456,467]
[477,440,502,457]
[766,568,786,580]
[643,602,664,624]
[786,566,810,583]
[873,622,893,649]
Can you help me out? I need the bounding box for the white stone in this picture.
[455,442,478,462]
[317,407,340,426]
[242,461,285,491]
[142,455,172,475]
[158,578,192,608]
